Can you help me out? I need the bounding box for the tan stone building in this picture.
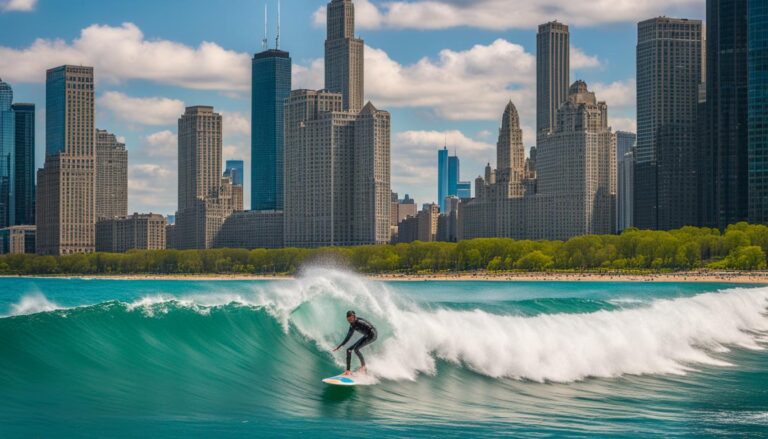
[0,225,36,254]
[95,213,166,252]
[461,81,616,241]
[213,210,284,249]
[36,65,96,255]
[172,106,235,249]
[284,0,390,248]
[95,129,128,219]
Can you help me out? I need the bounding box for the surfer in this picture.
[333,310,377,376]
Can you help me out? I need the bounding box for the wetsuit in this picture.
[336,317,377,371]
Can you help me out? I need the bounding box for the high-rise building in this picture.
[616,131,636,231]
[635,17,703,230]
[749,0,768,223]
[0,225,35,254]
[12,103,34,225]
[224,160,244,186]
[462,82,616,240]
[224,159,244,211]
[284,91,390,246]
[438,146,472,212]
[325,0,364,112]
[95,129,128,219]
[252,49,291,211]
[95,213,166,252]
[173,106,235,249]
[537,21,570,141]
[36,66,96,255]
[707,0,749,228]
[284,0,390,248]
[0,79,13,228]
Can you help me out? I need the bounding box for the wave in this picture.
[1,268,767,384]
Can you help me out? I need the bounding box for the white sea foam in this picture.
[6,292,62,316]
[256,268,768,383]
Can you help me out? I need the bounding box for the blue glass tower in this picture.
[437,147,448,212]
[12,103,34,225]
[224,159,244,186]
[749,0,768,223]
[0,78,15,228]
[252,49,291,211]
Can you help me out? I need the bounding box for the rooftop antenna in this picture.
[275,0,281,49]
[262,3,268,50]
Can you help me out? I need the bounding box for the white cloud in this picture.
[314,0,701,30]
[591,79,636,109]
[1,0,36,12]
[571,47,600,70]
[610,117,637,133]
[128,163,177,214]
[98,92,185,126]
[142,130,177,158]
[0,22,250,90]
[221,111,250,137]
[292,59,325,90]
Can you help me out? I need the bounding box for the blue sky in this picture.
[0,0,705,214]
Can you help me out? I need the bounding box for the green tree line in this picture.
[1,222,767,275]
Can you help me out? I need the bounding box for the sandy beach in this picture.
[5,270,768,283]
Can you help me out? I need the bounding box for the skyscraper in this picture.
[707,0,749,228]
[616,131,636,231]
[325,0,364,112]
[749,0,768,223]
[0,79,14,228]
[635,18,703,230]
[537,21,570,141]
[224,160,244,186]
[497,100,526,186]
[174,106,234,249]
[95,129,128,219]
[12,103,34,225]
[252,48,291,211]
[438,146,471,212]
[37,66,96,255]
[438,147,448,212]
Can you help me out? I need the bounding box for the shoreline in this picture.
[2,271,768,284]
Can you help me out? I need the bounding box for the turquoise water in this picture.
[1,269,768,437]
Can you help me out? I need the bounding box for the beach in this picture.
[4,270,768,283]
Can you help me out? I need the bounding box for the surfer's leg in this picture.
[352,334,376,367]
[345,347,353,371]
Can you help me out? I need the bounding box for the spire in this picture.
[262,3,268,50]
[275,0,281,49]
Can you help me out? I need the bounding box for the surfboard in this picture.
[322,374,358,386]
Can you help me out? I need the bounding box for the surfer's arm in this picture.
[335,327,355,350]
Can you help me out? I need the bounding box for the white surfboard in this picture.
[322,374,358,386]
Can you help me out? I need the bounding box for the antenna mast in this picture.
[262,3,268,50]
[275,0,281,49]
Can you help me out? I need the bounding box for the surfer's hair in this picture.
[346,310,356,317]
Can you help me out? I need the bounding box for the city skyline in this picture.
[0,0,705,213]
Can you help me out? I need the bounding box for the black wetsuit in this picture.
[336,317,377,371]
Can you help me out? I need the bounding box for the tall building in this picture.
[0,225,35,255]
[635,18,703,230]
[36,66,96,255]
[749,0,768,223]
[252,49,291,211]
[707,0,749,228]
[462,82,616,240]
[224,160,244,186]
[284,91,390,246]
[12,103,34,225]
[537,21,570,141]
[325,0,364,112]
[616,131,636,231]
[224,159,244,211]
[95,129,128,219]
[0,79,13,228]
[438,146,471,212]
[174,106,235,249]
[95,213,166,252]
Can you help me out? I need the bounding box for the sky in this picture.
[0,0,705,215]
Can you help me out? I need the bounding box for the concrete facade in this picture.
[95,213,166,253]
[95,129,128,219]
[213,210,284,249]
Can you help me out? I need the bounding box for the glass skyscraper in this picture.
[438,146,471,211]
[438,147,448,212]
[749,0,768,223]
[224,159,244,186]
[0,78,14,228]
[12,103,34,225]
[251,49,291,211]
